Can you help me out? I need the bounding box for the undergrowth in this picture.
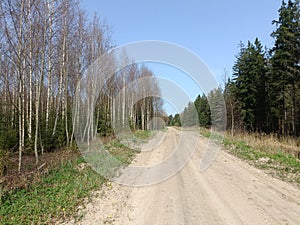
[0,156,104,224]
[133,130,152,140]
[200,128,300,185]
[0,137,139,224]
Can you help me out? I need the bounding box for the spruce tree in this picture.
[194,94,211,128]
[269,0,300,136]
[233,39,267,132]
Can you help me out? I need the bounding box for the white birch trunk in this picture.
[28,0,32,141]
[46,0,54,133]
[122,71,126,129]
[18,0,25,172]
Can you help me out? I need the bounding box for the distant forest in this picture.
[170,0,300,137]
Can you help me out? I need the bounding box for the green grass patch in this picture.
[0,138,140,224]
[199,129,211,138]
[225,139,300,174]
[200,129,300,185]
[133,130,152,140]
[199,128,223,143]
[107,139,139,164]
[227,140,267,161]
[269,151,300,173]
[161,127,168,132]
[0,157,105,224]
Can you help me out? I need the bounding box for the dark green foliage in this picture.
[0,128,18,151]
[169,91,223,130]
[269,0,300,136]
[171,0,300,136]
[167,115,174,126]
[232,39,267,132]
[224,0,300,136]
[181,102,199,127]
[97,109,113,137]
[167,113,183,127]
[0,111,18,151]
[194,94,211,127]
[170,114,181,127]
[173,89,224,130]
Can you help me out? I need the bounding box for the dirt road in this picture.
[70,127,300,225]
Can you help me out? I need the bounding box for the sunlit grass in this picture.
[200,128,300,185]
[0,138,139,224]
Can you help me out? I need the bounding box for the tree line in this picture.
[173,0,300,137]
[0,0,162,172]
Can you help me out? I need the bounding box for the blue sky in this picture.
[81,1,282,114]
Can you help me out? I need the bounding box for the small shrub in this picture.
[0,149,9,176]
[0,128,18,151]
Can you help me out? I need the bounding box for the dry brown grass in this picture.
[1,149,79,191]
[199,128,300,185]
[226,131,300,158]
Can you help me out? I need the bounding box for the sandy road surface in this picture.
[68,127,300,225]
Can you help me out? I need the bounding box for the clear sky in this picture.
[80,0,282,114]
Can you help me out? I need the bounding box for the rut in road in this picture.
[67,127,300,225]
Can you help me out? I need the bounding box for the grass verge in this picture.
[133,130,154,140]
[0,138,139,224]
[200,128,300,185]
